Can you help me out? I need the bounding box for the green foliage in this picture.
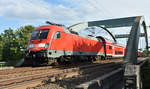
[0,35,3,61]
[0,25,35,63]
[142,59,150,89]
[142,49,150,57]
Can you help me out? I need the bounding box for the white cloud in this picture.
[0,0,150,27]
[49,5,80,24]
[0,0,52,20]
[0,0,150,48]
[0,0,117,25]
[0,0,82,24]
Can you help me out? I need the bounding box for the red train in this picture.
[24,23,126,65]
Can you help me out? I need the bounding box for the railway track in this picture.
[27,62,121,89]
[0,57,143,76]
[0,58,123,80]
[0,66,53,79]
[0,57,146,89]
[0,61,122,89]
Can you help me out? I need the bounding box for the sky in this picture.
[0,0,150,49]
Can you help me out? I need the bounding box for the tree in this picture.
[0,25,35,63]
[0,35,3,61]
[16,25,34,51]
[1,28,15,61]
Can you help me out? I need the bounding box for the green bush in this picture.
[142,59,150,89]
[0,25,35,65]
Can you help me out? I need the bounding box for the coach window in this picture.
[54,32,61,39]
[109,45,112,50]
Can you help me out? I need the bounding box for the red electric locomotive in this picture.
[24,22,125,65]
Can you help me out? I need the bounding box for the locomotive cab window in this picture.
[30,29,49,40]
[54,32,61,39]
[39,29,49,39]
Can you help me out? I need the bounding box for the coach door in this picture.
[113,46,115,56]
[96,36,106,57]
[108,45,113,56]
[106,45,113,56]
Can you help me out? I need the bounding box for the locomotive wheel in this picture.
[32,58,39,67]
[48,58,58,65]
[87,56,93,62]
[95,56,101,61]
[101,56,106,60]
[22,58,33,66]
[71,56,79,64]
[57,56,65,65]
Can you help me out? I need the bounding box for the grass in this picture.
[0,58,21,67]
[6,59,21,66]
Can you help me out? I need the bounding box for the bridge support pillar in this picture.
[124,64,141,89]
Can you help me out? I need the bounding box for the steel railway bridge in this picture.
[69,16,149,89]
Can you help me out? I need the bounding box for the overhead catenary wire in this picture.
[86,0,110,18]
[95,0,115,18]
[86,0,115,18]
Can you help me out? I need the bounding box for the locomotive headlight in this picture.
[45,43,49,48]
[27,44,34,49]
[38,43,49,48]
[38,43,46,47]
